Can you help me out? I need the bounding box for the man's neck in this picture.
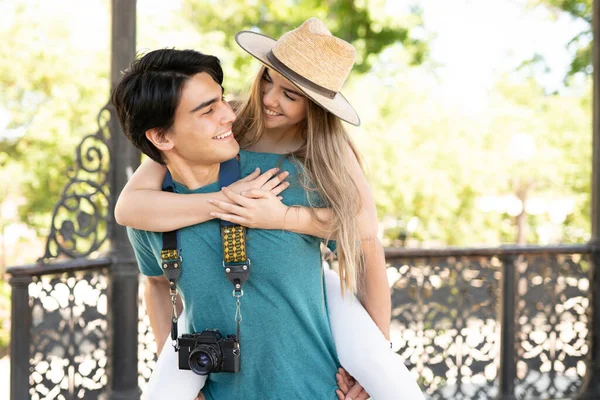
[167,159,220,191]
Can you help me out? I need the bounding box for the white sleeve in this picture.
[143,312,207,400]
[324,269,425,400]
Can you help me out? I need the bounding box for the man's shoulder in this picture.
[126,226,162,250]
[126,227,164,276]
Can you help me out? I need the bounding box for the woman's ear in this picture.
[146,128,174,151]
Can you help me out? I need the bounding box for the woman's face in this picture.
[260,68,308,131]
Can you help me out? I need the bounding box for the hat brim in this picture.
[235,30,361,127]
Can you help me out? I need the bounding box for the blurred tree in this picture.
[535,0,592,76]
[0,0,110,232]
[488,76,591,244]
[346,47,503,246]
[1,0,591,250]
[347,46,591,246]
[181,0,428,81]
[1,0,428,236]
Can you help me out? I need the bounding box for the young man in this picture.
[111,49,346,399]
[112,49,237,350]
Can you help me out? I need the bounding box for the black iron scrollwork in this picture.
[387,250,591,400]
[39,104,112,261]
[389,256,500,399]
[29,269,109,398]
[515,253,590,399]
[138,276,158,389]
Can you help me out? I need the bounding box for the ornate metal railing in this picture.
[138,278,157,391]
[387,245,591,400]
[8,244,593,399]
[38,106,112,262]
[8,92,141,400]
[9,258,156,399]
[9,259,111,399]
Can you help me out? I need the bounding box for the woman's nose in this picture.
[263,88,279,108]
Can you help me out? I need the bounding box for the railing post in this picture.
[582,247,600,399]
[9,275,33,400]
[105,0,140,399]
[107,261,141,400]
[580,0,600,398]
[498,254,518,400]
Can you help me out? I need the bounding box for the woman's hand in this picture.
[336,368,370,400]
[194,390,205,400]
[208,187,289,230]
[228,167,290,197]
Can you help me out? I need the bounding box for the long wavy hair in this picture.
[233,66,365,295]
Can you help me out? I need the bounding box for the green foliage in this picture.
[2,0,426,238]
[0,280,9,354]
[1,0,593,252]
[181,0,427,77]
[0,1,110,232]
[347,46,591,246]
[535,0,592,76]
[541,0,591,20]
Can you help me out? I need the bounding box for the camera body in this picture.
[178,329,240,375]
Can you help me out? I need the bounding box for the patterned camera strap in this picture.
[161,156,250,349]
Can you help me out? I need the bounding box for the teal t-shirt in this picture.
[129,150,340,399]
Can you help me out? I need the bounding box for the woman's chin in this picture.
[264,118,292,131]
[264,119,278,129]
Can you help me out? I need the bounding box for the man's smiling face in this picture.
[165,72,239,167]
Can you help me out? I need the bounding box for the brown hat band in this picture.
[266,50,337,100]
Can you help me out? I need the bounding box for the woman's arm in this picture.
[284,206,334,238]
[344,144,391,340]
[115,159,221,231]
[145,275,183,356]
[115,158,288,232]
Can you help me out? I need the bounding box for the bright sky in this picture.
[131,0,592,117]
[419,0,588,110]
[138,0,182,14]
[0,0,588,136]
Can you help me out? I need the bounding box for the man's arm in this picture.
[126,227,186,355]
[145,275,184,356]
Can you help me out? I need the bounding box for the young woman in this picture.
[118,18,392,400]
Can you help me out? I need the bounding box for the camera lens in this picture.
[189,345,220,375]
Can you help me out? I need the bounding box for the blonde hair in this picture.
[233,66,365,294]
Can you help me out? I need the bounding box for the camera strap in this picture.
[160,170,183,350]
[218,157,250,342]
[161,157,250,350]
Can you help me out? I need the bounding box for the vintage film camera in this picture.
[178,329,240,375]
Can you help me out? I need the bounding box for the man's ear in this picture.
[146,128,174,151]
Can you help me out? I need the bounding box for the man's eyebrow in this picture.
[189,87,224,113]
[189,97,218,113]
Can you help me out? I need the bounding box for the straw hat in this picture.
[235,18,360,126]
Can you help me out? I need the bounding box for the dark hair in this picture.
[111,49,224,164]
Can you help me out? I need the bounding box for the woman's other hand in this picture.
[228,167,289,197]
[194,390,205,400]
[335,367,370,400]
